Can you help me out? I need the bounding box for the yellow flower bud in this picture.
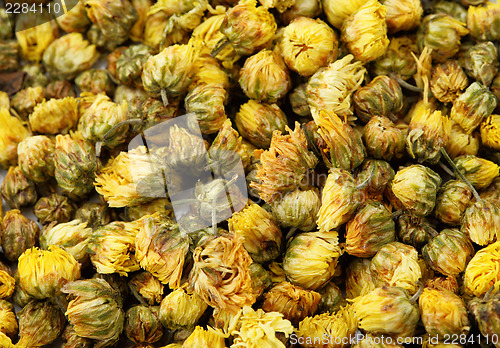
[0,300,18,339]
[182,326,225,348]
[56,0,91,33]
[446,122,480,159]
[430,60,468,104]
[481,114,500,151]
[29,97,79,135]
[434,180,472,226]
[279,0,322,24]
[0,271,14,299]
[462,200,500,246]
[129,271,164,305]
[0,108,29,169]
[190,53,230,91]
[372,35,418,80]
[15,13,59,62]
[363,116,405,161]
[259,0,295,12]
[464,241,500,297]
[383,0,423,33]
[159,288,207,330]
[185,83,228,135]
[454,155,499,189]
[322,0,366,29]
[346,258,376,300]
[467,2,500,41]
[270,188,321,232]
[129,0,152,42]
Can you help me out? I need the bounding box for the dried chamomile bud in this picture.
[0,300,17,338]
[346,258,375,300]
[262,281,320,325]
[62,324,92,348]
[280,17,337,77]
[283,231,341,290]
[128,0,151,42]
[235,100,287,148]
[363,116,405,161]
[45,80,76,99]
[34,193,75,226]
[30,97,80,135]
[0,108,29,169]
[84,0,137,48]
[481,114,500,151]
[352,286,419,338]
[0,210,39,262]
[0,270,15,299]
[370,242,422,295]
[17,135,55,183]
[468,290,500,344]
[270,188,320,232]
[341,0,389,63]
[159,287,207,330]
[54,134,97,200]
[129,271,164,305]
[430,60,468,104]
[110,44,152,87]
[397,213,436,250]
[125,198,172,223]
[317,168,362,231]
[382,0,423,33]
[40,220,92,264]
[467,2,500,41]
[451,81,498,134]
[322,0,365,29]
[417,14,468,63]
[460,41,499,87]
[435,180,472,226]
[63,278,125,347]
[10,87,44,121]
[372,36,418,80]
[17,300,65,347]
[88,220,142,276]
[391,165,442,217]
[42,33,99,80]
[446,122,480,159]
[346,201,396,258]
[56,0,91,33]
[136,215,188,289]
[183,326,225,348]
[454,155,499,189]
[0,41,19,72]
[1,166,37,209]
[75,69,115,96]
[125,305,163,344]
[353,76,403,124]
[15,12,59,62]
[462,200,500,246]
[306,54,366,118]
[228,202,282,263]
[422,229,474,276]
[464,241,500,297]
[185,83,228,135]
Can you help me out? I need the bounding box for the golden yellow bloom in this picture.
[0,300,18,339]
[228,202,282,263]
[18,246,81,299]
[481,114,500,151]
[16,14,59,62]
[280,17,337,77]
[297,306,357,348]
[183,326,225,348]
[87,220,142,276]
[430,60,468,104]
[346,258,375,300]
[454,155,500,189]
[467,2,500,41]
[0,271,14,299]
[383,0,423,33]
[341,0,389,63]
[306,54,366,118]
[464,241,500,297]
[424,276,459,294]
[322,0,365,29]
[0,108,29,169]
[419,288,469,337]
[188,234,255,314]
[190,53,230,91]
[159,288,208,330]
[283,231,341,290]
[230,306,294,348]
[129,271,164,305]
[446,122,480,159]
[29,97,79,135]
[143,11,169,50]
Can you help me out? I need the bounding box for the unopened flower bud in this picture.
[270,188,321,232]
[56,0,91,33]
[469,289,500,343]
[464,241,500,297]
[322,0,365,29]
[110,44,152,88]
[430,60,468,104]
[34,193,75,225]
[61,324,92,348]
[0,271,15,300]
[382,0,423,33]
[397,213,436,250]
[355,159,395,202]
[481,114,500,151]
[129,271,164,306]
[185,83,228,135]
[363,117,405,161]
[435,180,472,225]
[0,210,39,262]
[75,69,115,96]
[372,36,418,80]
[461,200,500,246]
[15,12,59,62]
[467,2,500,41]
[17,300,65,347]
[454,154,499,189]
[0,300,18,339]
[30,97,80,135]
[125,305,163,344]
[159,288,208,330]
[289,83,310,116]
[446,122,480,159]
[17,135,55,183]
[1,166,37,209]
[0,108,29,169]
[460,41,499,87]
[10,86,44,119]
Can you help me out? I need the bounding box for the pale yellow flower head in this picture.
[0,300,18,339]
[481,114,500,151]
[383,0,423,33]
[0,108,29,169]
[159,288,208,330]
[446,122,480,159]
[182,326,225,348]
[346,258,375,300]
[464,241,500,297]
[322,0,366,29]
[29,97,80,135]
[454,155,500,190]
[0,271,15,299]
[16,17,59,62]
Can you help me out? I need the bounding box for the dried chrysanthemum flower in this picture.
[54,134,97,200]
[346,258,375,300]
[322,0,365,29]
[0,210,39,262]
[419,287,469,338]
[259,0,295,12]
[30,97,80,135]
[218,0,276,56]
[0,300,18,338]
[468,289,500,346]
[228,202,282,263]
[56,0,91,33]
[280,17,337,77]
[363,116,405,161]
[417,14,468,63]
[423,229,474,276]
[185,83,228,135]
[135,215,189,288]
[317,168,362,231]
[88,220,142,276]
[341,0,389,62]
[446,122,480,159]
[182,326,225,348]
[189,233,255,313]
[382,0,423,33]
[270,188,321,232]
[353,76,403,124]
[480,177,500,204]
[460,41,498,87]
[397,213,437,250]
[0,108,29,169]
[262,281,321,325]
[125,305,163,344]
[391,164,442,217]
[159,287,208,330]
[75,69,115,95]
[435,180,472,225]
[355,159,395,202]
[63,278,125,347]
[283,231,341,290]
[17,135,55,184]
[346,201,396,258]
[34,193,75,226]
[1,166,37,209]
[481,114,500,151]
[17,300,65,347]
[235,100,287,149]
[10,86,44,120]
[464,241,500,297]
[251,122,318,202]
[372,36,418,80]
[0,271,15,299]
[467,2,500,41]
[424,276,459,294]
[42,33,99,80]
[306,54,366,118]
[451,81,498,134]
[129,271,164,305]
[40,220,93,264]
[430,60,468,104]
[62,324,93,348]
[454,155,499,189]
[370,242,422,295]
[462,200,500,246]
[189,53,230,91]
[248,262,272,299]
[18,246,81,299]
[109,44,152,88]
[15,13,59,62]
[317,281,346,314]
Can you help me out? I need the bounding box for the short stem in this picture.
[440,148,482,202]
[391,73,424,93]
[161,89,169,107]
[438,161,456,178]
[410,281,423,304]
[391,209,404,219]
[211,38,230,58]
